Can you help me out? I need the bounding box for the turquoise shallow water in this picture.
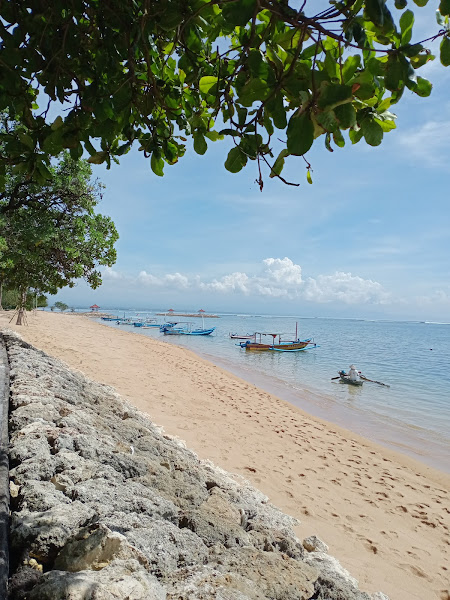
[98,310,450,473]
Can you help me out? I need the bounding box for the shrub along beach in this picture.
[1,310,449,600]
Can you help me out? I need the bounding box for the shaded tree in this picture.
[0,152,118,324]
[54,301,69,312]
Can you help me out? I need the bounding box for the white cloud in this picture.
[261,257,303,286]
[200,272,250,294]
[416,289,450,306]
[165,273,190,288]
[137,271,189,289]
[107,258,389,306]
[102,267,124,280]
[302,272,390,304]
[397,119,450,168]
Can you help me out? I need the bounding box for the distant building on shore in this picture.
[90,304,100,312]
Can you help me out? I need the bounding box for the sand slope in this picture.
[1,311,449,600]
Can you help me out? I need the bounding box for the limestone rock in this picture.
[10,501,96,564]
[303,551,371,600]
[54,524,150,572]
[27,559,166,600]
[302,535,329,553]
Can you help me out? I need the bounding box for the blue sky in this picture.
[53,4,450,322]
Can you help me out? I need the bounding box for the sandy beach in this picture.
[1,311,448,600]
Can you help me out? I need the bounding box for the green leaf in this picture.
[385,56,405,91]
[116,141,132,156]
[332,129,345,148]
[286,112,314,156]
[395,0,408,8]
[361,119,383,146]
[334,104,356,129]
[51,116,64,131]
[342,55,361,83]
[222,0,257,26]
[317,83,353,110]
[18,132,34,150]
[306,170,313,184]
[70,143,83,160]
[36,160,52,181]
[365,0,385,26]
[193,132,207,155]
[87,152,108,165]
[84,140,97,156]
[151,154,164,177]
[410,52,434,69]
[266,94,287,129]
[224,146,247,173]
[380,4,395,34]
[413,76,432,96]
[440,37,450,66]
[270,149,289,178]
[400,10,414,45]
[204,131,223,142]
[349,128,364,144]
[413,0,428,6]
[374,116,397,132]
[239,78,271,106]
[440,0,450,15]
[199,76,218,95]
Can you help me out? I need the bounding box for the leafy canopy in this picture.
[0,150,119,298]
[0,0,449,188]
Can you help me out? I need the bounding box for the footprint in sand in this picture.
[365,540,378,554]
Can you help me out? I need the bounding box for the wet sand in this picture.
[1,311,449,600]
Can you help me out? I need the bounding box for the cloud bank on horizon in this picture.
[103,257,391,306]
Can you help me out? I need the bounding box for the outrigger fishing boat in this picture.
[332,366,390,388]
[237,323,316,352]
[134,319,160,328]
[162,321,215,336]
[337,366,363,386]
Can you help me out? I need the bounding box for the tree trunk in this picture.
[15,289,27,325]
[0,281,3,310]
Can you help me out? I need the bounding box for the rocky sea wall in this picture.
[1,330,389,600]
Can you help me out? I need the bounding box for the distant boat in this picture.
[159,321,180,333]
[134,319,160,328]
[162,321,215,336]
[229,333,256,340]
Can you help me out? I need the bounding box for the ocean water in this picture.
[98,311,450,473]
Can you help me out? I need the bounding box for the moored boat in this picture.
[163,321,215,336]
[229,333,256,340]
[134,319,160,328]
[238,336,315,351]
[237,324,316,352]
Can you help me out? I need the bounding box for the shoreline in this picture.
[194,348,450,476]
[1,311,449,600]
